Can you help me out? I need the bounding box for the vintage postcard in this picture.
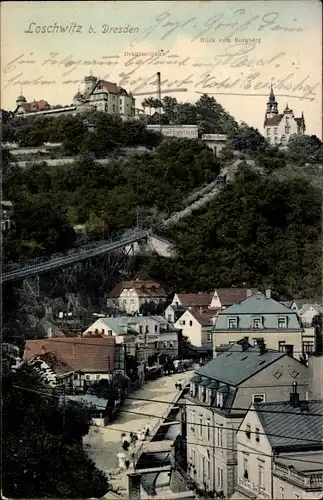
[1,1,322,499]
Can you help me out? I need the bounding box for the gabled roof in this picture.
[188,308,213,326]
[195,343,285,386]
[254,400,323,449]
[215,288,258,306]
[24,337,116,373]
[175,293,213,307]
[264,114,284,126]
[107,280,167,298]
[280,300,293,309]
[299,303,323,315]
[92,79,129,96]
[62,394,109,411]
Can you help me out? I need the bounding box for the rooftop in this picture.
[175,293,213,307]
[188,308,213,326]
[254,400,323,449]
[214,292,302,331]
[24,337,116,373]
[195,342,285,386]
[107,279,167,298]
[215,288,258,306]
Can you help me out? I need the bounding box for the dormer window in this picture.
[278,317,287,329]
[216,392,223,407]
[228,317,237,329]
[206,389,212,405]
[253,317,262,329]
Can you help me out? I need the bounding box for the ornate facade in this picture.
[263,86,306,146]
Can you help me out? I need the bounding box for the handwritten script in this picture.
[129,9,304,46]
[2,40,318,101]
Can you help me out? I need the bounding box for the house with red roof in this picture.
[23,337,116,391]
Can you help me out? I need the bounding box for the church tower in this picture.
[265,85,278,119]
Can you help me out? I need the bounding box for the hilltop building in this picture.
[13,75,136,120]
[264,85,305,146]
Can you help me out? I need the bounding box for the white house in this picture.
[174,308,213,349]
[82,315,179,361]
[185,340,309,499]
[298,304,323,328]
[213,291,307,359]
[106,279,167,315]
[233,395,323,499]
[264,85,305,146]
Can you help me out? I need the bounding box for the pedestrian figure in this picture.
[175,382,179,390]
[145,425,150,438]
[132,432,138,445]
[178,379,182,390]
[122,433,130,451]
[125,459,130,469]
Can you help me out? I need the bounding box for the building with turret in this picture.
[264,85,306,146]
[13,75,136,121]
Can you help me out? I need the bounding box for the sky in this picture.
[1,0,322,137]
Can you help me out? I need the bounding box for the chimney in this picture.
[258,341,266,355]
[284,344,294,357]
[290,381,300,407]
[265,289,271,299]
[41,345,46,355]
[246,289,253,297]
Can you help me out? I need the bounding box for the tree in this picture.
[3,366,109,498]
[230,124,267,152]
[162,96,178,122]
[287,134,323,165]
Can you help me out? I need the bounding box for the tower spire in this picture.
[266,82,278,116]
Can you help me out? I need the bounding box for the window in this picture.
[228,317,237,329]
[266,128,270,136]
[274,127,278,135]
[243,457,249,479]
[217,425,223,447]
[206,459,211,479]
[112,105,116,112]
[207,333,212,342]
[154,325,158,333]
[164,341,167,348]
[217,467,223,489]
[216,392,223,407]
[96,375,100,380]
[279,486,284,499]
[85,375,91,380]
[278,317,287,328]
[305,391,309,401]
[245,424,251,439]
[181,320,186,326]
[145,326,149,333]
[255,427,260,443]
[199,417,203,437]
[258,464,264,487]
[274,136,278,144]
[189,320,193,326]
[139,325,143,334]
[119,99,122,104]
[253,394,265,403]
[303,341,314,353]
[207,421,211,441]
[278,340,285,352]
[73,373,78,380]
[285,125,290,134]
[189,410,195,432]
[201,455,205,477]
[253,317,261,328]
[169,341,174,348]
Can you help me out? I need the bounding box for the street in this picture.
[83,371,194,496]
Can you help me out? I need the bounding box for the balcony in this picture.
[274,464,323,490]
[238,477,270,499]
